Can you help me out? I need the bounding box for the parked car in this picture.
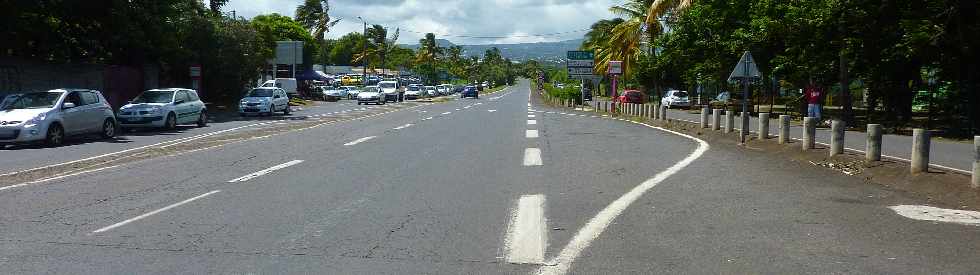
[357,86,385,105]
[404,84,423,100]
[661,90,691,109]
[378,80,400,102]
[461,85,479,99]
[322,86,347,101]
[616,90,646,104]
[0,89,117,146]
[118,88,207,130]
[425,86,438,97]
[342,86,359,99]
[239,87,290,116]
[260,78,298,97]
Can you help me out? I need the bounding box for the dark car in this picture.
[615,90,645,104]
[461,86,479,99]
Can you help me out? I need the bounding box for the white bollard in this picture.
[779,115,790,144]
[725,110,734,133]
[700,107,709,129]
[973,136,979,188]
[911,129,930,174]
[758,113,770,139]
[866,124,882,161]
[803,117,816,151]
[830,120,845,157]
[712,109,721,131]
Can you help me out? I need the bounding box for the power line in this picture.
[335,17,591,40]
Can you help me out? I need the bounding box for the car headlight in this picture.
[25,112,47,126]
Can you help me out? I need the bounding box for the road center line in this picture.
[523,148,543,166]
[537,123,709,275]
[528,115,536,118]
[488,110,497,112]
[91,190,222,234]
[228,160,305,183]
[393,124,414,130]
[527,120,537,125]
[505,194,548,264]
[442,112,452,115]
[343,136,377,146]
[526,130,539,138]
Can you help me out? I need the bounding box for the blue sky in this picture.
[223,0,621,45]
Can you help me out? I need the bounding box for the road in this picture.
[1,80,979,274]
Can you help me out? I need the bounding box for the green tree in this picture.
[294,0,340,41]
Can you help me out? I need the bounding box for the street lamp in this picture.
[357,16,367,85]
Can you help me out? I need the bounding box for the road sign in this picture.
[567,67,593,75]
[608,61,623,75]
[567,59,594,67]
[567,51,594,60]
[728,51,761,81]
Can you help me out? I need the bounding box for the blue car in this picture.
[460,86,479,99]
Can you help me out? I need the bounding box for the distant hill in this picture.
[400,39,584,62]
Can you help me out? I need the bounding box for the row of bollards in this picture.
[585,101,978,187]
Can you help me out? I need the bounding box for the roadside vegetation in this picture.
[578,0,979,137]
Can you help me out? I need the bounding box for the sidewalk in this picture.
[592,100,974,174]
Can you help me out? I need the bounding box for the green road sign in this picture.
[567,51,594,60]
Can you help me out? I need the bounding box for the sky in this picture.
[223,0,622,45]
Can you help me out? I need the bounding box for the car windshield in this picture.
[674,92,689,98]
[5,92,63,109]
[363,87,379,93]
[408,86,420,91]
[132,91,174,103]
[379,82,396,89]
[247,89,274,97]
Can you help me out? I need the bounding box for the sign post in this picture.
[567,51,595,106]
[607,61,623,113]
[189,65,202,97]
[728,51,762,144]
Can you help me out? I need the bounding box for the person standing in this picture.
[805,80,824,121]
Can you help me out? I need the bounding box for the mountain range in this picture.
[400,39,584,62]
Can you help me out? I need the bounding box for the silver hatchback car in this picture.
[0,89,117,146]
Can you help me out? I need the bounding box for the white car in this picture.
[322,87,347,101]
[357,86,385,105]
[343,86,359,99]
[425,86,438,97]
[239,87,290,116]
[118,88,207,130]
[661,90,691,109]
[404,85,424,100]
[378,80,400,102]
[0,89,117,146]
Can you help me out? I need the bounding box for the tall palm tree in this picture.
[352,25,400,73]
[415,33,443,84]
[581,18,624,74]
[593,0,692,78]
[295,0,341,41]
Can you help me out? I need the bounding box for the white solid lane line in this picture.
[488,110,497,112]
[0,165,122,192]
[523,148,543,166]
[527,120,537,125]
[505,194,548,264]
[393,124,414,130]
[537,123,709,275]
[528,115,536,118]
[442,112,452,115]
[91,190,222,234]
[526,130,539,138]
[343,136,377,146]
[228,160,305,183]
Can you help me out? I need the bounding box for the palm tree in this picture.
[581,18,624,74]
[352,25,400,74]
[415,33,443,84]
[446,45,465,79]
[584,0,692,79]
[295,0,341,41]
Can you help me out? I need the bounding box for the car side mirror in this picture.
[62,102,76,109]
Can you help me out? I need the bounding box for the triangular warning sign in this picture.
[728,51,761,81]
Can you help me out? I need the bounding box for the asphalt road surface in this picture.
[1,80,978,274]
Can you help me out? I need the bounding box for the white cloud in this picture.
[223,0,621,45]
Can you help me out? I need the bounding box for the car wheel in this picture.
[45,123,64,147]
[197,110,208,127]
[164,112,177,130]
[267,104,275,116]
[380,100,386,105]
[101,118,116,138]
[283,105,290,115]
[357,102,362,105]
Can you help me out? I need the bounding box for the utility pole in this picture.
[358,17,367,85]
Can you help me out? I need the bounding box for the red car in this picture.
[615,90,646,104]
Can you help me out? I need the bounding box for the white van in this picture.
[261,78,298,96]
[378,80,400,102]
